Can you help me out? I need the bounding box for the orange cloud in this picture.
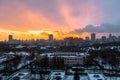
[57,0,104,30]
[0,0,104,41]
[0,28,90,41]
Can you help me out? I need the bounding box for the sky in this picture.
[0,0,120,41]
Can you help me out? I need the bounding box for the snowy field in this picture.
[31,74,120,80]
[1,74,120,80]
[107,77,120,80]
[64,75,120,80]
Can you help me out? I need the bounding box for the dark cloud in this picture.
[75,23,120,33]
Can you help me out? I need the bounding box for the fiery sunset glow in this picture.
[0,0,120,41]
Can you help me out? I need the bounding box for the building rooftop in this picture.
[88,73,106,80]
[40,52,88,57]
[49,71,65,80]
[8,70,31,80]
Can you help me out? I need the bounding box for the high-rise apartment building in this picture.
[91,33,96,42]
[8,35,13,42]
[49,34,53,41]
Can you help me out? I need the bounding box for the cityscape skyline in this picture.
[0,1,120,80]
[7,33,120,42]
[0,0,120,41]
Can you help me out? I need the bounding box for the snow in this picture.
[0,56,7,63]
[107,77,120,80]
[31,74,49,80]
[65,75,88,80]
[15,45,25,48]
[65,75,74,80]
[49,71,65,80]
[8,70,31,80]
[17,52,30,56]
[88,73,106,80]
[17,60,34,69]
[8,52,15,55]
[40,47,47,49]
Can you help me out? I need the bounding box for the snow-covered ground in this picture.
[107,77,120,80]
[31,74,49,80]
[65,75,120,80]
[65,75,104,80]
[1,73,120,80]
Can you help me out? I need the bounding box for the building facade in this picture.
[91,33,96,42]
[49,34,53,41]
[41,52,89,67]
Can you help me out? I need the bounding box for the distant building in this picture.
[91,33,96,42]
[112,36,117,41]
[49,34,53,41]
[41,52,89,66]
[64,37,84,46]
[109,34,112,41]
[109,34,112,39]
[8,35,13,42]
[85,37,90,41]
[8,35,23,44]
[108,34,118,42]
[118,36,120,41]
[101,36,107,42]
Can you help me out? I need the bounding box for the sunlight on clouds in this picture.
[0,28,90,41]
[0,0,106,41]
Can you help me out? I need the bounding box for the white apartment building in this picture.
[41,52,89,66]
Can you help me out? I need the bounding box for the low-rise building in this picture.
[7,69,31,80]
[41,52,89,66]
[48,70,65,80]
[88,73,107,80]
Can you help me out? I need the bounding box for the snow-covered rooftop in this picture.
[15,45,25,48]
[40,52,89,57]
[49,71,65,80]
[8,70,31,80]
[88,73,106,80]
[0,56,7,63]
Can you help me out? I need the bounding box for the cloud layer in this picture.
[0,0,105,31]
[0,0,120,40]
[74,23,120,33]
